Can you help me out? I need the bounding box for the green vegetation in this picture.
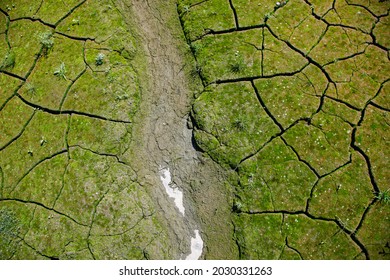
[0,50,15,70]
[178,0,390,259]
[53,62,67,80]
[95,53,105,66]
[1,0,388,261]
[0,208,20,259]
[376,189,390,204]
[38,31,54,56]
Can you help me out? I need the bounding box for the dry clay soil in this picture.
[127,0,236,259]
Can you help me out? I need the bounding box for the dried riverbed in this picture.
[128,0,237,259]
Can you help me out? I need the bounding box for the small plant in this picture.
[38,32,54,55]
[232,201,243,213]
[25,82,36,95]
[229,61,243,73]
[190,63,202,80]
[0,208,20,258]
[0,208,19,241]
[232,119,246,131]
[95,53,105,66]
[376,189,390,204]
[229,51,245,73]
[190,42,202,55]
[274,0,288,11]
[71,18,80,26]
[0,50,15,70]
[54,62,67,80]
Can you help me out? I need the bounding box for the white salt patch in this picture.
[159,166,203,259]
[159,167,185,216]
[185,230,203,260]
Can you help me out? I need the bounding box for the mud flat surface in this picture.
[125,0,237,259]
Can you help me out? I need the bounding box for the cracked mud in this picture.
[178,0,389,259]
[0,0,389,260]
[0,0,231,260]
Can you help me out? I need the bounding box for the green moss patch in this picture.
[283,112,352,175]
[194,29,262,83]
[178,0,235,41]
[192,82,280,167]
[282,214,361,259]
[309,152,373,230]
[233,213,285,259]
[68,115,131,155]
[237,138,316,212]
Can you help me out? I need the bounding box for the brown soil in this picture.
[121,0,238,259]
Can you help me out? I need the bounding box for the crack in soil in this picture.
[178,0,389,259]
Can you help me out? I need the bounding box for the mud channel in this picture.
[126,0,237,259]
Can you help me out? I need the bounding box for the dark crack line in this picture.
[59,67,87,110]
[1,7,12,49]
[307,24,330,57]
[285,236,304,260]
[236,209,369,259]
[232,220,243,259]
[34,0,44,16]
[0,109,36,152]
[322,48,367,67]
[325,95,362,111]
[215,63,310,85]
[0,92,17,112]
[304,0,370,35]
[280,136,320,178]
[320,153,353,179]
[54,31,95,42]
[0,166,4,198]
[345,0,385,19]
[23,45,46,79]
[306,155,352,212]
[9,149,68,195]
[228,0,239,29]
[69,144,133,167]
[17,93,132,124]
[86,188,109,260]
[370,101,390,112]
[0,197,88,227]
[251,80,284,131]
[236,117,312,167]
[265,24,338,91]
[195,24,266,41]
[0,70,26,81]
[188,0,210,9]
[19,236,58,260]
[320,100,356,127]
[354,197,378,235]
[10,16,56,29]
[54,0,87,26]
[52,159,70,209]
[350,128,380,194]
